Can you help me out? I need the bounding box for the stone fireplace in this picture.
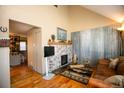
[47,45,72,72]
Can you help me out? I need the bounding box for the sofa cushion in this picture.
[104,75,124,88]
[109,58,119,69]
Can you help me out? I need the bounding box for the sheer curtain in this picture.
[71,32,81,63]
[71,24,122,66]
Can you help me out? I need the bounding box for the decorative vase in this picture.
[51,34,55,42]
[48,39,51,42]
[72,54,77,64]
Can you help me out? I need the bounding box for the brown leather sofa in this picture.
[88,57,124,88]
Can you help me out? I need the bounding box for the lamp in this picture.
[117,20,124,31]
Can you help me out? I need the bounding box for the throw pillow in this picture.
[104,75,124,88]
[119,56,124,62]
[109,58,119,69]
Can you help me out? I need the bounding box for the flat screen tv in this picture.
[44,46,54,57]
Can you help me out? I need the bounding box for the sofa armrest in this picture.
[88,78,112,88]
[96,59,115,77]
[99,59,109,65]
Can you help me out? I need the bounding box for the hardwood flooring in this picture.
[10,65,87,88]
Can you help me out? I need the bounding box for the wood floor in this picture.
[10,65,87,88]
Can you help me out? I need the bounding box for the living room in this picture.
[0,5,124,88]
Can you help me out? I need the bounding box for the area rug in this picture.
[53,67,92,85]
[60,70,92,85]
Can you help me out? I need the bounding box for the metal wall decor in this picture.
[0,26,7,32]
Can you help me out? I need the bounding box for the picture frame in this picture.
[57,27,67,41]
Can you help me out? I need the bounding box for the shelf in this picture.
[48,41,72,45]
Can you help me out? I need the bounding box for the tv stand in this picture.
[43,73,55,80]
[43,57,55,80]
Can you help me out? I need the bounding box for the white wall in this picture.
[2,5,71,45]
[0,48,10,88]
[27,27,42,73]
[0,6,10,88]
[69,6,116,32]
[27,28,34,68]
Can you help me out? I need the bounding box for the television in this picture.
[44,46,54,57]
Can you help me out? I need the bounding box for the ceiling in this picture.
[9,20,35,35]
[82,5,124,22]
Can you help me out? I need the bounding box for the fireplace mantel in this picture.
[48,41,72,45]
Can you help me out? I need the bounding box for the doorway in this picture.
[9,19,42,84]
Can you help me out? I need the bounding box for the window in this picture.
[20,41,26,51]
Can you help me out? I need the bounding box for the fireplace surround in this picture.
[47,45,72,72]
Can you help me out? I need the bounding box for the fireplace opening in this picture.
[61,55,68,66]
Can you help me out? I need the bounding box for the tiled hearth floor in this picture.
[10,65,87,88]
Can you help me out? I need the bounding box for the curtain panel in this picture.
[71,24,123,66]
